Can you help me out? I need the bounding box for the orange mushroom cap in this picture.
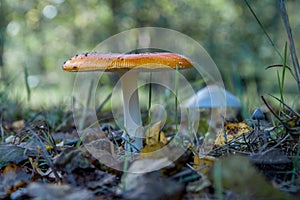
[62,52,193,72]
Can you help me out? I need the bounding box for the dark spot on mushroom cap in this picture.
[252,108,265,120]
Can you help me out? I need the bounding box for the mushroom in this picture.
[183,85,242,142]
[184,84,242,120]
[62,52,193,151]
[184,85,242,109]
[251,108,265,131]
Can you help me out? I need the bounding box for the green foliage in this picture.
[0,84,25,122]
[23,65,31,101]
[277,42,287,108]
[2,0,300,109]
[211,156,292,200]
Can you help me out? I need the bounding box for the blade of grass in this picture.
[175,66,179,133]
[279,0,300,92]
[281,43,287,92]
[23,65,31,101]
[244,0,282,59]
[278,42,287,107]
[276,71,283,109]
[95,92,112,114]
[0,115,4,143]
[121,151,130,191]
[213,161,223,200]
[79,80,94,130]
[268,94,300,116]
[28,128,60,181]
[291,137,300,182]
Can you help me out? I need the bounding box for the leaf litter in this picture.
[1,99,300,200]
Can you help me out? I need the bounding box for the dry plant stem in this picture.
[269,94,300,116]
[261,134,290,155]
[0,117,4,144]
[28,128,60,181]
[279,0,300,92]
[243,133,255,152]
[244,0,282,59]
[96,92,112,114]
[119,71,143,151]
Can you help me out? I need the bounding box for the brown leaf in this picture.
[53,147,93,173]
[214,121,252,146]
[193,155,215,175]
[0,163,31,196]
[145,122,167,145]
[122,171,184,200]
[27,183,95,200]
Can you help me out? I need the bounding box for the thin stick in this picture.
[0,115,4,144]
[268,94,300,116]
[79,80,94,130]
[279,0,300,92]
[28,128,60,181]
[175,66,179,133]
[95,92,112,114]
[244,0,282,59]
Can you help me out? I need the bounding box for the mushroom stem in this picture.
[206,108,222,141]
[119,71,143,151]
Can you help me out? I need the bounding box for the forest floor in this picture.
[1,100,300,200]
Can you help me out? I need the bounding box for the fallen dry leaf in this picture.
[11,120,25,130]
[26,183,95,200]
[193,155,216,175]
[53,147,93,171]
[214,121,252,146]
[145,121,167,145]
[138,143,166,159]
[0,163,31,197]
[126,158,173,175]
[0,145,36,168]
[122,171,184,200]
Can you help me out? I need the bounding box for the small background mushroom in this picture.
[183,85,242,142]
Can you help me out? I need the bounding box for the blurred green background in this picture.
[1,0,299,114]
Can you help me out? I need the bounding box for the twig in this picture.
[244,0,282,59]
[0,114,4,144]
[28,128,61,181]
[96,92,112,114]
[261,134,289,155]
[79,80,94,130]
[261,96,282,122]
[243,132,254,152]
[268,94,300,117]
[279,0,300,92]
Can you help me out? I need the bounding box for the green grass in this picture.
[213,161,223,200]
[277,42,288,108]
[175,66,179,133]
